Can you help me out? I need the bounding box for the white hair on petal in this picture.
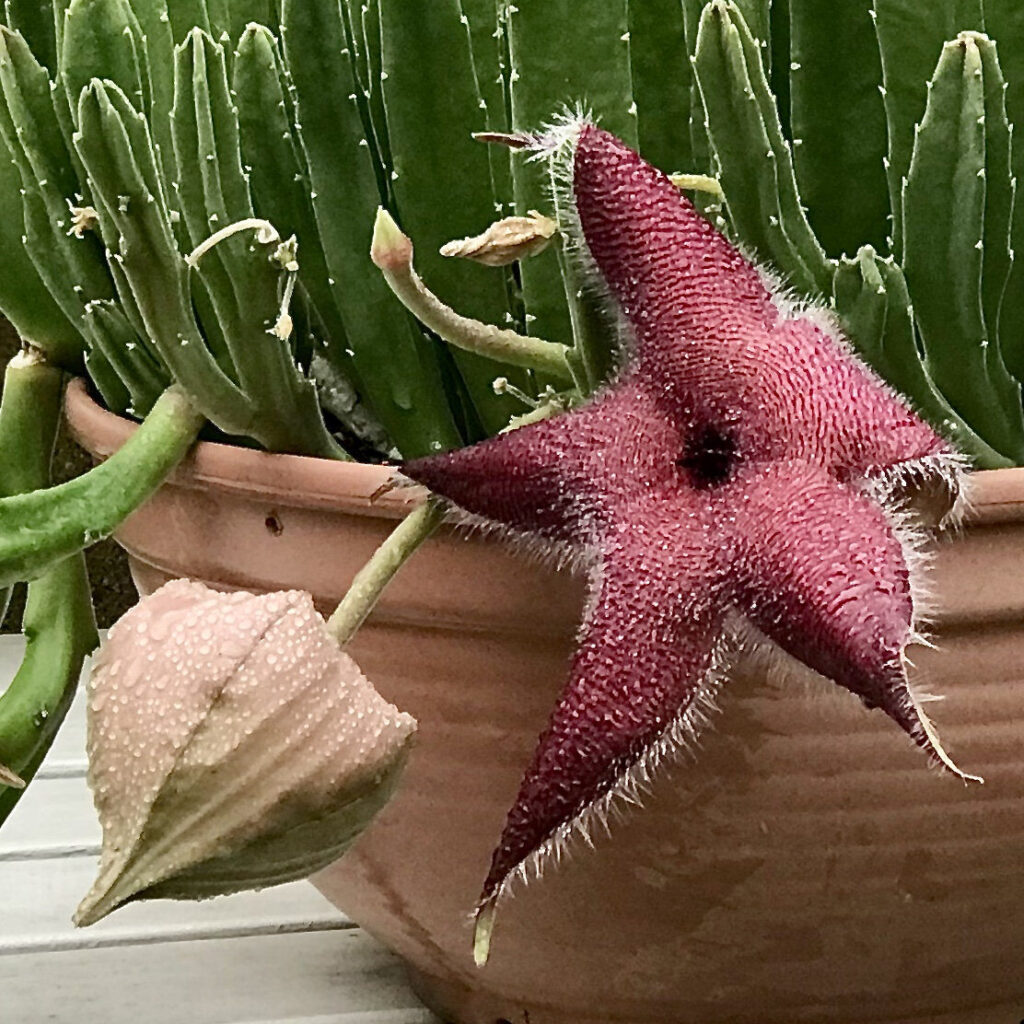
[522,105,638,377]
[479,615,744,911]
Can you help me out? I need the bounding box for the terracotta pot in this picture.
[66,379,1024,1024]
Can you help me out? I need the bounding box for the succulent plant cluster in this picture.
[0,0,1020,949]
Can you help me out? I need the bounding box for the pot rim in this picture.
[64,379,425,520]
[64,378,1024,525]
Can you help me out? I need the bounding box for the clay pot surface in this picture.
[67,380,1024,1024]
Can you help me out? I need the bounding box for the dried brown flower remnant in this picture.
[440,210,559,266]
[75,579,415,926]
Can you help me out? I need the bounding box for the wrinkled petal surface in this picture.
[481,492,724,907]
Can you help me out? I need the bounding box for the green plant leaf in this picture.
[902,32,1024,461]
[873,0,986,254]
[59,0,148,116]
[0,132,83,366]
[281,0,463,456]
[166,0,213,41]
[170,29,344,458]
[984,1,1024,380]
[4,0,57,72]
[789,0,889,256]
[74,79,256,434]
[833,246,1010,468]
[232,26,350,356]
[504,0,636,348]
[694,0,832,297]
[628,0,692,174]
[0,27,115,332]
[379,0,526,437]
[681,0,715,182]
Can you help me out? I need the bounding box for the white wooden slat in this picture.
[0,774,99,859]
[0,855,349,953]
[37,686,88,776]
[0,930,436,1024]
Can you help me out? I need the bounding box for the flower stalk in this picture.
[326,494,447,646]
[370,208,576,386]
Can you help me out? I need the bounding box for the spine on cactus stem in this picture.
[787,0,890,256]
[281,0,465,458]
[0,129,83,368]
[627,0,694,175]
[460,0,515,212]
[901,32,1024,463]
[72,79,262,434]
[344,0,393,207]
[4,0,58,72]
[83,300,169,417]
[59,0,149,124]
[59,0,178,186]
[0,28,116,326]
[0,350,99,827]
[986,2,1024,379]
[232,25,359,382]
[221,0,275,47]
[164,0,213,43]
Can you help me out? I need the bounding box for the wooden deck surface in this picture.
[0,635,441,1024]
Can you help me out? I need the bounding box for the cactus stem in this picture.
[370,208,574,383]
[185,217,281,268]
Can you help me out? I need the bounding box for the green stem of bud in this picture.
[326,494,446,647]
[0,351,98,825]
[370,208,575,385]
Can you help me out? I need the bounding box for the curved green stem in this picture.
[0,384,205,588]
[0,350,98,825]
[371,208,575,385]
[326,495,446,646]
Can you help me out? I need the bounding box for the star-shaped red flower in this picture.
[401,121,980,961]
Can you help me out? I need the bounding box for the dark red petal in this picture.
[571,124,955,478]
[725,460,975,778]
[766,318,953,475]
[478,492,724,911]
[403,381,685,541]
[573,123,777,352]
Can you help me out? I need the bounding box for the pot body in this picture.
[67,381,1024,1024]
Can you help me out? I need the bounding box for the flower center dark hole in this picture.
[678,426,737,488]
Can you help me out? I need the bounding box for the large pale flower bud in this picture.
[75,580,415,926]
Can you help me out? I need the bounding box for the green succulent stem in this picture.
[0,384,205,589]
[0,349,98,826]
[371,209,575,386]
[326,495,446,647]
